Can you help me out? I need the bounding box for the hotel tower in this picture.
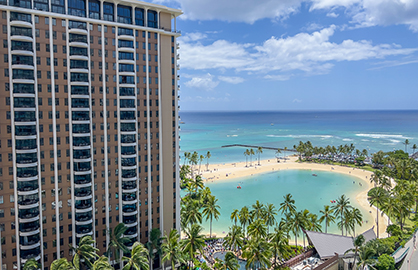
[0,0,181,269]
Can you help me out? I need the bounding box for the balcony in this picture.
[16,166,38,178]
[19,221,40,233]
[14,111,36,122]
[74,174,92,185]
[19,208,39,219]
[72,111,90,121]
[72,98,90,108]
[20,247,41,260]
[121,158,136,167]
[122,193,136,202]
[75,212,92,222]
[18,195,39,206]
[12,55,34,66]
[17,180,38,192]
[14,97,35,108]
[20,234,40,247]
[74,187,92,197]
[122,204,137,213]
[10,12,32,25]
[73,149,91,159]
[119,87,135,96]
[71,85,89,95]
[122,169,136,179]
[124,226,137,235]
[72,124,90,134]
[122,215,137,225]
[74,161,91,172]
[120,111,135,120]
[15,125,36,136]
[121,135,136,143]
[120,123,136,132]
[15,139,37,150]
[69,33,88,44]
[76,224,92,235]
[75,199,92,210]
[73,136,90,147]
[121,146,136,156]
[13,83,35,94]
[16,153,37,164]
[122,181,137,190]
[11,41,33,52]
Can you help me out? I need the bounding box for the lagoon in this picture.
[198,169,372,239]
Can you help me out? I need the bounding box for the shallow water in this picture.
[197,169,372,239]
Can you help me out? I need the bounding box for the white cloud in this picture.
[326,12,339,18]
[180,27,416,76]
[171,0,304,23]
[180,32,207,42]
[293,98,302,103]
[184,73,219,91]
[218,76,245,84]
[264,74,293,81]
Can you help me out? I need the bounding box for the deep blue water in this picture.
[179,110,418,164]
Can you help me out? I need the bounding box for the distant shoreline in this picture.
[195,157,388,240]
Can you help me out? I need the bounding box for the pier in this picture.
[221,144,296,152]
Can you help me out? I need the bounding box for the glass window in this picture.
[34,0,49,11]
[135,8,144,26]
[147,10,158,28]
[117,5,132,24]
[51,0,65,14]
[89,0,100,19]
[68,0,86,17]
[103,2,114,22]
[10,0,31,9]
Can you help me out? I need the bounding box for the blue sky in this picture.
[148,0,418,111]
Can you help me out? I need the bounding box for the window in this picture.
[117,5,132,24]
[147,10,158,28]
[68,0,86,17]
[135,8,144,26]
[89,0,100,19]
[103,2,114,22]
[51,0,65,14]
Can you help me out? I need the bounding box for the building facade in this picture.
[0,0,181,269]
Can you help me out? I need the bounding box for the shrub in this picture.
[376,254,395,270]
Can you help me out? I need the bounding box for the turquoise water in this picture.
[179,111,418,238]
[180,111,418,164]
[197,169,372,238]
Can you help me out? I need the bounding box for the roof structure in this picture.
[305,227,376,260]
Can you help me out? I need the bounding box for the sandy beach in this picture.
[197,156,388,239]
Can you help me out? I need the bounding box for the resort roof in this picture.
[305,228,376,260]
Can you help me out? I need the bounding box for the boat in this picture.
[180,121,185,124]
[237,185,241,189]
[312,174,317,177]
[271,123,274,126]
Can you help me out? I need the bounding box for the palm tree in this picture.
[367,187,388,238]
[146,228,162,270]
[230,209,239,226]
[223,225,244,253]
[380,196,397,225]
[403,139,410,153]
[319,205,335,233]
[50,258,75,270]
[289,211,305,247]
[257,146,263,165]
[356,245,377,270]
[275,149,281,163]
[279,193,296,215]
[205,151,211,171]
[106,223,130,265]
[247,218,268,240]
[331,195,352,236]
[220,252,239,270]
[345,235,365,270]
[202,195,221,238]
[22,258,41,270]
[191,175,204,193]
[93,256,114,270]
[122,242,150,270]
[244,150,249,167]
[181,224,205,265]
[269,227,291,268]
[350,208,363,237]
[162,229,185,270]
[239,206,250,238]
[251,200,265,220]
[413,144,417,155]
[183,152,190,166]
[250,148,255,166]
[198,155,204,175]
[70,236,99,270]
[181,199,202,226]
[264,203,277,233]
[242,238,271,270]
[308,213,322,233]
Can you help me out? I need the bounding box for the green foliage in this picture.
[376,254,395,270]
[386,225,402,238]
[386,150,409,160]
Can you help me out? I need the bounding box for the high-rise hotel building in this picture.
[0,0,181,269]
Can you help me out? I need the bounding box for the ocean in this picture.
[179,110,418,164]
[179,110,418,237]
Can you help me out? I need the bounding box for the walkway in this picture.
[399,232,417,270]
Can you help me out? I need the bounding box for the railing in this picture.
[283,249,315,268]
[313,254,339,270]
